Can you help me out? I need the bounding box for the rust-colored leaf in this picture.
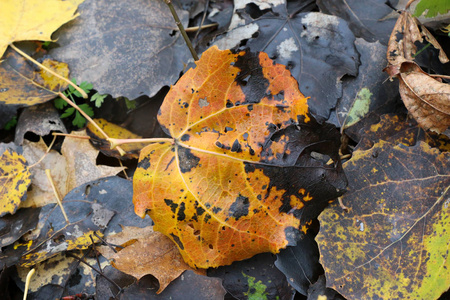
[385,11,450,133]
[133,46,346,268]
[101,226,204,294]
[0,148,31,216]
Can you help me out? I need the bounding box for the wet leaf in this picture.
[102,226,204,294]
[317,0,397,45]
[0,207,41,248]
[317,141,450,299]
[87,118,147,159]
[208,253,295,300]
[0,148,31,216]
[336,39,398,134]
[50,0,191,99]
[133,46,346,268]
[216,2,359,121]
[0,0,83,58]
[119,270,226,300]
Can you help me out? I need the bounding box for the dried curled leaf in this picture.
[385,11,450,133]
[133,46,346,268]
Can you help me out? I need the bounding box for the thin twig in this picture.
[118,159,129,179]
[52,132,91,139]
[29,135,57,169]
[108,137,174,149]
[58,92,126,156]
[66,252,123,293]
[45,169,70,224]
[185,23,217,32]
[10,43,88,99]
[23,268,35,300]
[164,0,199,61]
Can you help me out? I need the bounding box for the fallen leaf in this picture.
[14,102,67,145]
[102,226,204,293]
[50,0,191,99]
[21,132,124,208]
[209,252,296,300]
[0,49,70,128]
[133,46,346,268]
[216,3,359,121]
[87,118,147,159]
[0,207,41,248]
[0,148,31,216]
[336,39,398,133]
[384,11,450,133]
[96,266,136,300]
[316,141,450,299]
[317,0,397,45]
[0,0,83,58]
[119,270,226,300]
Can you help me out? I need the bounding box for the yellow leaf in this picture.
[0,149,31,216]
[0,0,84,58]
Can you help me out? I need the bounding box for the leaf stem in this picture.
[9,43,88,99]
[58,92,126,156]
[164,0,199,61]
[108,137,175,149]
[23,268,35,300]
[45,169,69,224]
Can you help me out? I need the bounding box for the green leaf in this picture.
[54,97,68,109]
[60,107,75,118]
[68,78,78,94]
[79,103,94,117]
[91,93,107,108]
[124,97,136,110]
[414,0,450,18]
[4,116,17,130]
[72,111,87,128]
[74,81,93,97]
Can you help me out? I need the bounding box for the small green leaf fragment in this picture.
[413,0,450,18]
[242,272,268,300]
[74,81,93,97]
[54,97,67,109]
[4,116,17,130]
[344,87,372,129]
[91,93,107,108]
[60,107,75,118]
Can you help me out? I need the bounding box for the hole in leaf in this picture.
[169,30,176,37]
[208,244,214,249]
[194,230,201,236]
[85,184,91,196]
[53,234,65,244]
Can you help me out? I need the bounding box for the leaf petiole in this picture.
[9,43,88,98]
[108,137,175,149]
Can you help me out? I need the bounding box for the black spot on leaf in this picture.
[164,199,178,213]
[231,139,243,153]
[177,202,186,221]
[138,157,150,170]
[229,194,250,220]
[170,233,184,250]
[178,147,200,173]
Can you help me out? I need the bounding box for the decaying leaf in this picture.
[133,46,346,268]
[0,49,70,128]
[0,148,31,216]
[101,226,204,294]
[50,0,191,99]
[216,3,359,121]
[316,140,450,299]
[385,11,450,133]
[87,118,147,159]
[21,132,124,208]
[0,0,83,58]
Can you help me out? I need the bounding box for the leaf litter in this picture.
[1,0,450,299]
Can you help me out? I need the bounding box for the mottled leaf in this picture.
[217,2,359,121]
[133,46,346,268]
[317,141,450,299]
[0,149,31,216]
